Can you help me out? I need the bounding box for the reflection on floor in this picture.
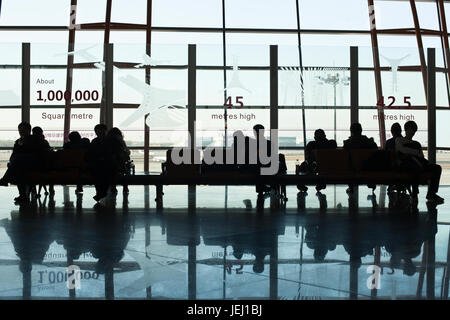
[0,185,448,300]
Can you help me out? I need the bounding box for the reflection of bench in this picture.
[22,148,433,208]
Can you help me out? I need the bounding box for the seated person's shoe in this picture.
[14,196,28,203]
[297,184,308,192]
[316,184,326,192]
[93,193,107,202]
[426,193,444,204]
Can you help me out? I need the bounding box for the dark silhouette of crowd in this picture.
[0,120,443,206]
[0,122,130,204]
[296,121,443,204]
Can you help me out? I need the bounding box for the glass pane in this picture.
[153,0,222,28]
[224,70,270,106]
[0,109,21,148]
[0,43,21,65]
[299,0,370,30]
[151,33,223,65]
[373,1,414,29]
[197,70,224,106]
[113,109,144,147]
[0,31,68,44]
[0,70,21,107]
[111,0,147,24]
[0,0,70,26]
[226,0,297,29]
[76,0,107,24]
[279,110,304,147]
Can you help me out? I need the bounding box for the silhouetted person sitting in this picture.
[252,124,272,195]
[385,123,403,194]
[231,130,251,171]
[297,129,337,192]
[63,131,90,150]
[64,131,90,194]
[395,120,443,204]
[343,123,378,150]
[85,124,111,202]
[31,126,53,197]
[0,122,47,202]
[385,122,402,152]
[107,128,130,195]
[344,123,378,193]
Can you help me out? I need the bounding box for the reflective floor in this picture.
[0,184,449,300]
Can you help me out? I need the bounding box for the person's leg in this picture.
[426,164,442,197]
[75,184,83,194]
[110,185,118,194]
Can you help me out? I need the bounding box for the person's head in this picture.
[391,122,402,138]
[253,124,265,139]
[403,259,417,276]
[390,254,401,269]
[233,248,244,260]
[314,129,326,141]
[350,123,363,137]
[94,124,108,139]
[18,122,31,138]
[233,130,245,140]
[68,131,82,143]
[108,127,123,139]
[314,248,328,262]
[404,120,418,139]
[32,126,43,137]
[253,257,265,274]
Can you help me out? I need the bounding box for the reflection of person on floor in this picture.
[395,120,443,204]
[297,129,337,193]
[1,213,53,299]
[305,224,337,262]
[231,228,278,274]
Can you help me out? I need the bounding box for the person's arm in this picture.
[330,140,337,149]
[395,137,423,157]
